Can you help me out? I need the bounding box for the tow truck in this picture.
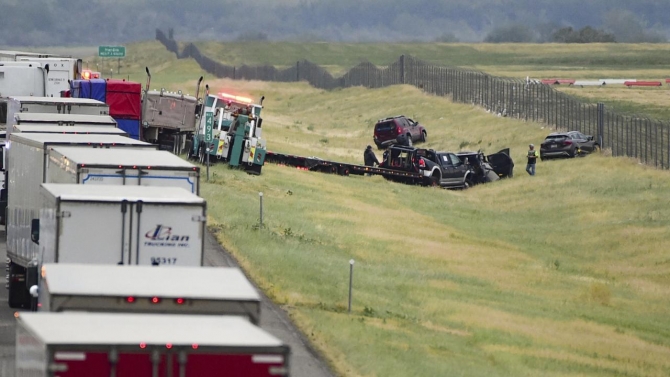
[189,88,267,175]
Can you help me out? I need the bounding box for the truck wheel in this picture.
[463,178,474,190]
[427,172,440,187]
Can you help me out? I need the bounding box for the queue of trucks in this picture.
[1,49,290,377]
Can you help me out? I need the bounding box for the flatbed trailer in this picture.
[265,150,426,183]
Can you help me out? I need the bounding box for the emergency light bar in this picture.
[81,70,100,79]
[218,92,252,104]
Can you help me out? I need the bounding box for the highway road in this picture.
[0,230,334,377]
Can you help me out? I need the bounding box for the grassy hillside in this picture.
[122,40,670,119]
[181,76,670,376]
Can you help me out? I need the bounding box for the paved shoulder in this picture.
[204,232,335,377]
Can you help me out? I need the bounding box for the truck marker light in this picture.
[126,296,136,303]
[133,165,137,169]
[139,343,147,349]
[13,312,19,318]
[175,298,185,305]
[166,343,173,349]
[151,297,161,304]
[192,344,199,349]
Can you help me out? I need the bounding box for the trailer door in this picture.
[131,202,204,267]
[56,201,131,265]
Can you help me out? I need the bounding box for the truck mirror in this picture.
[195,104,202,115]
[30,219,40,244]
[256,118,263,129]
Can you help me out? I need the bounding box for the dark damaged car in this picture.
[456,149,514,184]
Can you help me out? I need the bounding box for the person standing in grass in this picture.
[526,144,539,176]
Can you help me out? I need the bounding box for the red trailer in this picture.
[16,312,290,377]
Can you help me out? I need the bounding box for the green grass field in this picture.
[71,41,670,376]
[178,75,670,377]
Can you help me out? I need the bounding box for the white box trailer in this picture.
[6,135,156,308]
[35,185,206,268]
[4,96,109,137]
[13,113,117,128]
[37,264,260,323]
[0,62,47,100]
[16,312,290,377]
[46,147,200,194]
[12,125,127,136]
[17,57,82,97]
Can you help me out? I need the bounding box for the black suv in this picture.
[373,116,427,149]
[540,131,599,160]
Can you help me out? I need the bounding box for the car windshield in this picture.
[375,121,394,132]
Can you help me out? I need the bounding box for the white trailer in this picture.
[46,147,200,194]
[6,135,156,308]
[13,113,117,128]
[4,96,109,137]
[15,312,290,377]
[37,264,260,323]
[0,62,47,99]
[16,57,82,97]
[35,185,205,268]
[12,125,127,136]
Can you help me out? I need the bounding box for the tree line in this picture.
[0,0,667,46]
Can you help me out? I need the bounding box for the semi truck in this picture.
[4,96,110,137]
[6,135,157,308]
[36,264,260,323]
[15,312,290,377]
[190,90,267,175]
[141,68,202,154]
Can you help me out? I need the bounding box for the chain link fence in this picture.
[157,29,670,170]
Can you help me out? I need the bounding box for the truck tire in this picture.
[8,262,29,309]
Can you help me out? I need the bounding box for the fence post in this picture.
[400,55,405,85]
[597,103,604,149]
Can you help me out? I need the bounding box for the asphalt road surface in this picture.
[0,230,334,377]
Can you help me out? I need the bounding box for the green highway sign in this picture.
[98,46,126,58]
[205,111,214,142]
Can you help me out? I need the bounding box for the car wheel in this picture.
[593,144,600,153]
[420,131,427,142]
[571,148,578,158]
[427,172,440,187]
[463,178,474,189]
[406,135,413,147]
